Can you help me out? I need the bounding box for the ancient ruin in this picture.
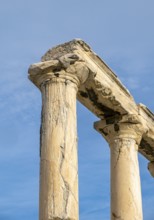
[28,39,154,220]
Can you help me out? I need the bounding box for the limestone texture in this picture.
[94,116,145,220]
[28,39,154,220]
[39,77,79,220]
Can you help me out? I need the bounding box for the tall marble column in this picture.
[94,115,145,220]
[28,57,89,220]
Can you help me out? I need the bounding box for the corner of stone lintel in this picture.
[138,103,154,120]
[73,38,92,51]
[148,161,154,177]
[28,60,60,75]
[93,120,106,133]
[28,59,61,88]
[93,113,148,137]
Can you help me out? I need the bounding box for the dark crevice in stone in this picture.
[40,108,43,157]
[79,91,88,98]
[99,128,108,136]
[40,124,42,157]
[54,73,60,77]
[52,66,62,72]
[106,115,122,125]
[140,139,154,157]
[114,124,120,132]
[65,80,68,86]
[86,88,119,117]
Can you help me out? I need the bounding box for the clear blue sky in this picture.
[0,0,154,219]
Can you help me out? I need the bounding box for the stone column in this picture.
[94,115,145,220]
[28,57,89,220]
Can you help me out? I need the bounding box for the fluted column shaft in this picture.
[29,55,89,220]
[110,135,142,220]
[94,115,145,220]
[39,75,79,220]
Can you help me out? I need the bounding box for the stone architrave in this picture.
[28,39,154,220]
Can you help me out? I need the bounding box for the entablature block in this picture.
[28,39,154,162]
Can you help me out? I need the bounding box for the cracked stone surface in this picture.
[110,138,143,220]
[94,119,144,220]
[29,39,154,163]
[28,39,154,220]
[39,77,79,220]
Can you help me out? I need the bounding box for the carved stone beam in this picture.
[40,39,154,163]
[138,104,154,163]
[94,114,146,220]
[29,55,89,220]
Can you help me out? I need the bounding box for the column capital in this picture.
[28,53,90,89]
[94,114,147,145]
